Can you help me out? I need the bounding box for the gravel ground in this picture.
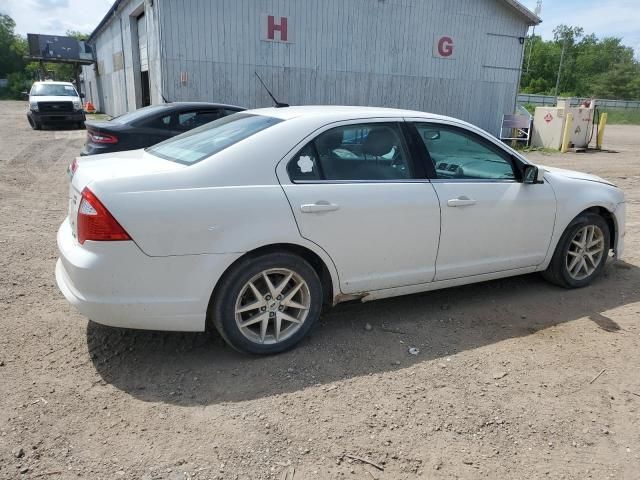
[0,100,639,479]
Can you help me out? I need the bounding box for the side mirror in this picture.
[523,164,544,184]
[80,92,85,98]
[21,91,29,99]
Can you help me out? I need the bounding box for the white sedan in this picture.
[56,106,626,354]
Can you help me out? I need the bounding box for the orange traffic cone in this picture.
[84,102,96,114]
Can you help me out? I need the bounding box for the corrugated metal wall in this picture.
[155,0,528,135]
[82,0,162,116]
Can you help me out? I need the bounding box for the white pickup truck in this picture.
[25,81,86,130]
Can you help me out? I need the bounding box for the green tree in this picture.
[0,13,30,98]
[521,25,640,100]
[0,13,26,77]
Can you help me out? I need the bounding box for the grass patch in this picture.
[86,113,111,121]
[512,144,558,155]
[600,109,640,125]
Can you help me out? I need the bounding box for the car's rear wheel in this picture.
[542,212,610,288]
[211,252,323,354]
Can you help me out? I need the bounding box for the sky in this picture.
[2,0,638,57]
[521,0,640,57]
[4,0,116,37]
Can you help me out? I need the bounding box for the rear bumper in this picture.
[56,219,242,332]
[29,110,85,124]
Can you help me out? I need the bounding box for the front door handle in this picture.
[300,202,340,213]
[447,196,477,207]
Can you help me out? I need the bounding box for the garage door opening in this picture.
[137,12,150,107]
[140,70,150,107]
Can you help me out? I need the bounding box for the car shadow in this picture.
[35,123,84,131]
[87,261,640,405]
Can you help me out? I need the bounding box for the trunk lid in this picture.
[84,120,126,146]
[67,150,185,240]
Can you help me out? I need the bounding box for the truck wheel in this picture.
[28,117,41,130]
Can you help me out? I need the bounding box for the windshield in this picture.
[30,83,78,97]
[147,113,283,165]
[111,105,172,124]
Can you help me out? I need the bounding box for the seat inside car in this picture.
[319,126,404,180]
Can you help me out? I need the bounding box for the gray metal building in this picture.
[82,0,540,135]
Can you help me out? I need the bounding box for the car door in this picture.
[277,120,441,294]
[409,120,556,281]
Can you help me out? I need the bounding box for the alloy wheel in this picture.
[234,268,311,345]
[565,225,605,280]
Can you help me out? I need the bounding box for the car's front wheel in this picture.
[211,252,323,354]
[543,212,610,288]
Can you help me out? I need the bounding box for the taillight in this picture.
[77,188,131,244]
[68,158,78,177]
[87,130,118,144]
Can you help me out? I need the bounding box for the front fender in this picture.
[540,173,625,269]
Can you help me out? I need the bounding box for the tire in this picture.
[542,212,610,288]
[77,122,85,129]
[29,118,41,130]
[210,252,323,354]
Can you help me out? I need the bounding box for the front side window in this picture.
[415,123,516,181]
[147,113,283,165]
[288,123,412,181]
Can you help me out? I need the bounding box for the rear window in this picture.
[147,113,283,165]
[111,105,172,124]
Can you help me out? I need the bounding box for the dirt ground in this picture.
[0,99,639,480]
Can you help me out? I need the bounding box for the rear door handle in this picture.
[447,196,477,207]
[300,202,340,213]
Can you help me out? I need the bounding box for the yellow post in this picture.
[596,112,608,150]
[561,113,573,153]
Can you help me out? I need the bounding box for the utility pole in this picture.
[526,0,543,73]
[554,34,567,96]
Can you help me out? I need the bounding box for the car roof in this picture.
[247,105,456,122]
[161,102,245,111]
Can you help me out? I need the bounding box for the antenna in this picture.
[255,72,289,108]
[534,0,543,16]
[526,0,543,73]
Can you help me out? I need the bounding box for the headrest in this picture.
[316,129,344,153]
[362,127,396,157]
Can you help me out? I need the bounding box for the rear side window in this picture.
[147,113,283,165]
[288,123,413,181]
[139,113,174,129]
